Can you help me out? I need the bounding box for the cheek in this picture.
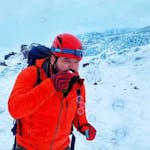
[56,63,68,72]
[73,64,79,71]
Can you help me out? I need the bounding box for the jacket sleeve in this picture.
[8,66,56,119]
[73,84,90,132]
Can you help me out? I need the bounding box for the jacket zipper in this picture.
[50,96,63,150]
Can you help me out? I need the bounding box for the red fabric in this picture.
[51,70,78,91]
[77,124,96,141]
[8,59,89,150]
[86,125,96,141]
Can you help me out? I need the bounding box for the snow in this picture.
[1,32,150,149]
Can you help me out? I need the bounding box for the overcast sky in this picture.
[0,0,150,52]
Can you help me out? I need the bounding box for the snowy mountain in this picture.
[79,26,150,56]
[0,26,150,150]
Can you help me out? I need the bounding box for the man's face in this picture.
[51,56,80,73]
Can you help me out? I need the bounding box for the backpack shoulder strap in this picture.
[42,58,51,78]
[34,58,51,86]
[34,65,42,85]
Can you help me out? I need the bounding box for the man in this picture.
[8,33,96,150]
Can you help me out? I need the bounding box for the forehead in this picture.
[58,57,79,62]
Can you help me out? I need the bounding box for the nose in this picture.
[68,62,74,70]
[69,62,78,72]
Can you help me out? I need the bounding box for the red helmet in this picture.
[51,33,83,60]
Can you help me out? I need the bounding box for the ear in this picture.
[50,55,57,65]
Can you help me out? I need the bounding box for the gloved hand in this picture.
[84,125,96,141]
[80,124,96,141]
[51,70,78,91]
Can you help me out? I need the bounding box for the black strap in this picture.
[71,132,76,150]
[11,120,22,150]
[11,120,17,150]
[12,136,16,150]
[35,59,50,86]
[35,66,41,85]
[11,120,17,135]
[42,58,51,78]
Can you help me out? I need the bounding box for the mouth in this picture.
[68,69,76,73]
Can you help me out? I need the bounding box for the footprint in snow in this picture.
[112,99,125,111]
[111,127,128,145]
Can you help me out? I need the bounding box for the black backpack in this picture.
[27,45,51,66]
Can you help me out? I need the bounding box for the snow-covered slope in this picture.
[0,27,150,150]
[76,44,150,150]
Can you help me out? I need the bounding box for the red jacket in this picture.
[8,59,89,150]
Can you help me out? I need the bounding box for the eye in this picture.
[74,60,79,64]
[64,59,71,63]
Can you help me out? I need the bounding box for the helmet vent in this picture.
[57,36,62,48]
